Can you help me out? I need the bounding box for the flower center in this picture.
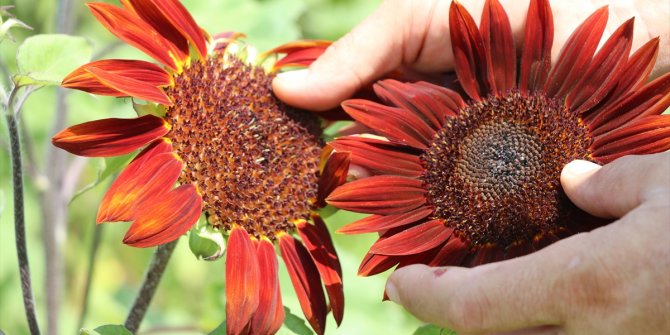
[164,54,322,239]
[421,91,593,248]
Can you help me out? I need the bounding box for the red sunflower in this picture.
[52,1,350,334]
[327,0,670,278]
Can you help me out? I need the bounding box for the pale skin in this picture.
[272,0,670,334]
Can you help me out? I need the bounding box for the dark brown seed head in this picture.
[421,91,593,248]
[165,53,322,239]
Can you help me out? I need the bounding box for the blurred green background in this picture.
[0,0,429,334]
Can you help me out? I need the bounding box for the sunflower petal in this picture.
[225,227,260,335]
[329,136,423,177]
[317,151,351,207]
[519,0,553,92]
[52,115,170,157]
[279,233,328,335]
[428,236,470,266]
[374,80,455,129]
[544,6,608,98]
[337,206,433,234]
[591,115,670,163]
[250,238,284,335]
[342,99,435,149]
[123,184,202,247]
[265,40,331,71]
[609,37,659,99]
[62,59,172,97]
[414,81,467,110]
[449,1,495,100]
[326,175,426,215]
[86,67,171,105]
[370,220,452,256]
[357,252,400,277]
[97,151,181,223]
[480,0,516,95]
[297,218,345,326]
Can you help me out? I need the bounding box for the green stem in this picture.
[125,240,178,334]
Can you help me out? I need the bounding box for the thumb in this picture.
[560,153,670,218]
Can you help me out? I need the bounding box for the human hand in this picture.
[384,152,670,335]
[273,0,670,111]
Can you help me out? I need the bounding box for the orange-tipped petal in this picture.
[266,40,331,71]
[97,151,181,223]
[52,115,170,157]
[123,183,202,247]
[369,220,452,256]
[317,151,351,207]
[329,136,423,178]
[297,217,344,326]
[250,238,284,335]
[326,175,426,215]
[87,2,184,70]
[279,233,328,335]
[449,1,495,100]
[544,6,609,98]
[62,59,172,96]
[86,67,171,105]
[519,0,553,93]
[226,227,260,335]
[480,0,516,95]
[337,206,433,235]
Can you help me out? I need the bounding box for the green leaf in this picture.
[14,34,92,86]
[413,324,458,335]
[208,320,226,335]
[70,153,134,203]
[281,307,314,335]
[189,222,226,261]
[80,325,131,335]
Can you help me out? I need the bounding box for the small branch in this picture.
[125,241,179,334]
[76,224,104,331]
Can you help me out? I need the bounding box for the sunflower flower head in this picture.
[328,0,669,277]
[52,1,348,334]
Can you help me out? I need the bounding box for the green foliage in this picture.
[189,221,226,261]
[281,307,314,335]
[414,324,459,335]
[80,325,132,335]
[69,153,134,203]
[14,34,92,86]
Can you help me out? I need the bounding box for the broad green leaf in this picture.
[14,34,92,86]
[70,153,134,203]
[189,221,226,261]
[414,324,459,335]
[80,325,131,335]
[281,307,314,335]
[208,320,226,335]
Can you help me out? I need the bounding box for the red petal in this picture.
[544,6,608,98]
[97,151,181,223]
[519,0,553,93]
[121,0,188,57]
[609,37,659,99]
[250,238,284,335]
[374,80,456,129]
[505,240,533,260]
[532,232,559,251]
[329,136,423,178]
[591,115,670,163]
[265,40,331,71]
[326,175,426,215]
[86,66,171,105]
[428,236,470,266]
[297,218,345,326]
[465,244,505,266]
[357,252,400,277]
[52,115,170,157]
[337,206,433,234]
[62,59,172,96]
[87,2,184,70]
[279,234,328,335]
[369,220,452,256]
[342,99,435,149]
[480,0,516,95]
[414,81,467,110]
[449,1,495,100]
[567,18,634,113]
[123,183,202,247]
[317,151,351,207]
[225,227,260,335]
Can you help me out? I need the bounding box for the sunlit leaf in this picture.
[14,34,92,86]
[80,325,131,335]
[281,306,314,335]
[414,324,459,335]
[189,220,226,261]
[208,320,226,335]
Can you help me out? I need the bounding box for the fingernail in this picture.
[564,160,600,175]
[385,280,400,304]
[275,68,309,81]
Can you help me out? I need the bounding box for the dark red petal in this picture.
[250,238,284,335]
[329,136,423,178]
[519,0,553,93]
[225,227,260,335]
[532,232,559,251]
[588,73,670,135]
[62,59,172,96]
[317,151,351,207]
[279,234,328,335]
[337,206,433,234]
[139,0,208,59]
[326,175,426,215]
[567,18,634,114]
[373,80,455,129]
[86,2,184,70]
[414,81,467,110]
[297,218,345,326]
[505,240,533,260]
[544,6,608,98]
[342,99,436,149]
[369,220,452,256]
[97,152,181,223]
[52,115,170,157]
[86,67,171,105]
[609,37,659,99]
[121,0,189,58]
[357,252,400,277]
[123,183,202,247]
[465,244,505,266]
[591,115,670,163]
[449,1,495,100]
[480,0,516,95]
[428,236,470,266]
[264,40,331,70]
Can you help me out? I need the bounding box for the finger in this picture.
[560,153,670,218]
[490,325,564,335]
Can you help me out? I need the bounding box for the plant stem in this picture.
[5,92,41,335]
[125,241,178,334]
